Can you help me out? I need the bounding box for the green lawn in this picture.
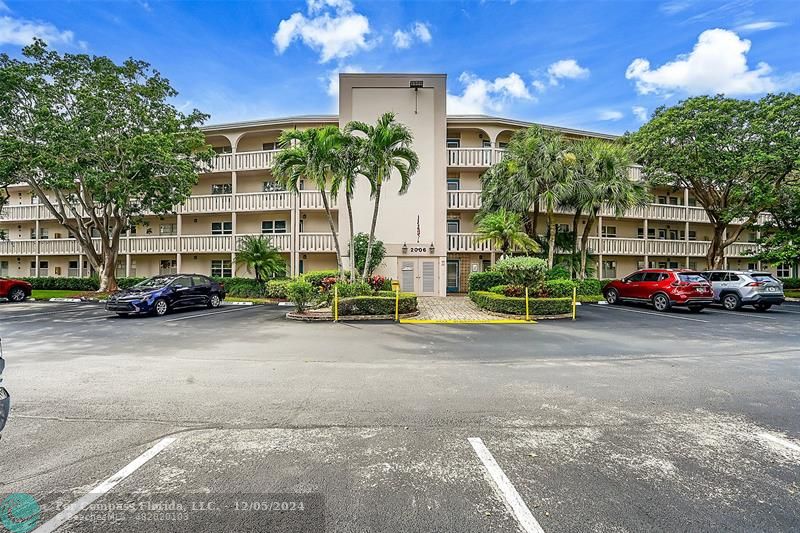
[31,289,82,300]
[786,290,800,299]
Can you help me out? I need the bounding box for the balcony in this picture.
[178,194,232,214]
[447,190,482,210]
[447,148,506,168]
[298,232,335,252]
[204,149,279,173]
[447,233,494,253]
[235,192,293,212]
[299,190,338,210]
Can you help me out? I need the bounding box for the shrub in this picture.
[546,265,572,280]
[302,270,340,288]
[468,271,505,292]
[493,256,547,291]
[212,277,264,297]
[22,276,147,291]
[320,276,338,292]
[367,275,386,292]
[503,284,525,297]
[576,279,602,296]
[780,277,799,289]
[337,293,417,316]
[542,279,575,297]
[469,291,571,316]
[118,277,148,289]
[352,232,386,276]
[264,279,291,299]
[286,279,316,312]
[488,284,507,294]
[334,280,373,298]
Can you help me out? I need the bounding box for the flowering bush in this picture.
[368,275,386,292]
[320,276,338,292]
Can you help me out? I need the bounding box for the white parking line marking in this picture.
[468,437,545,533]
[708,309,778,320]
[1,306,92,320]
[758,433,800,454]
[163,306,256,322]
[593,304,708,322]
[33,437,176,533]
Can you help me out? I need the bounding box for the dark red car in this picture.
[603,269,713,312]
[0,277,32,302]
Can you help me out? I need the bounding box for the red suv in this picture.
[0,277,32,302]
[603,269,713,312]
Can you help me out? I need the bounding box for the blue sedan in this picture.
[105,274,226,317]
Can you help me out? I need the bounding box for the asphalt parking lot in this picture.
[1,299,798,532]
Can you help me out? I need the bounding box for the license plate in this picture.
[695,287,705,292]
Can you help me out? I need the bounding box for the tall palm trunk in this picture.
[547,208,556,269]
[579,210,597,280]
[571,207,582,278]
[346,194,356,282]
[362,178,382,280]
[320,189,344,276]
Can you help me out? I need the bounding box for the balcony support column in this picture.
[78,254,84,278]
[126,253,131,278]
[685,220,690,269]
[643,219,649,269]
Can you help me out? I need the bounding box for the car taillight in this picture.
[745,282,764,287]
[671,281,689,287]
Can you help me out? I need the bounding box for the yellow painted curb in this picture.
[399,319,536,324]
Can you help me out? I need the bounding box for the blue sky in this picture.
[1,0,798,134]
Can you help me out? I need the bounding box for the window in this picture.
[30,194,40,204]
[643,272,662,282]
[688,231,697,241]
[159,224,177,236]
[668,196,679,205]
[446,138,461,148]
[261,220,287,234]
[777,263,791,277]
[678,273,706,283]
[482,140,491,148]
[159,259,177,275]
[708,272,725,282]
[624,271,644,282]
[601,226,617,238]
[172,275,193,287]
[603,261,617,278]
[129,225,137,235]
[447,219,460,234]
[446,178,460,191]
[637,227,656,239]
[747,263,757,271]
[482,260,492,272]
[211,183,232,195]
[0,229,6,240]
[688,261,697,271]
[497,142,508,149]
[298,179,305,190]
[298,259,304,274]
[211,260,232,278]
[263,180,284,192]
[669,229,679,240]
[193,275,211,287]
[657,229,667,240]
[747,232,758,243]
[657,196,667,204]
[0,261,8,276]
[298,219,304,233]
[688,197,697,207]
[262,142,278,151]
[211,221,232,235]
[726,273,740,282]
[212,146,232,154]
[556,224,570,234]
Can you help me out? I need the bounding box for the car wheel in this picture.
[207,294,221,309]
[688,305,705,313]
[722,293,741,311]
[652,293,671,312]
[754,303,772,312]
[8,287,26,302]
[605,288,620,305]
[153,298,169,317]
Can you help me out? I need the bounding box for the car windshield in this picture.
[133,277,173,288]
[678,273,707,283]
[750,273,778,283]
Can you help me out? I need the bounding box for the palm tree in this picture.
[235,235,286,284]
[573,141,649,279]
[330,133,364,282]
[475,208,539,257]
[273,126,345,276]
[346,112,419,280]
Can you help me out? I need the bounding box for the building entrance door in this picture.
[446,260,459,293]
[399,258,438,296]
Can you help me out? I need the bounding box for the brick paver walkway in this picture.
[414,295,510,321]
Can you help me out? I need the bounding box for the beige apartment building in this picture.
[1,73,791,295]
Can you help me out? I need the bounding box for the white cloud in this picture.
[393,21,431,49]
[531,79,546,92]
[447,72,534,114]
[659,1,691,15]
[735,21,786,32]
[547,59,590,85]
[625,28,780,96]
[324,63,364,97]
[632,106,648,121]
[0,2,10,13]
[273,0,373,63]
[598,110,624,121]
[0,15,83,47]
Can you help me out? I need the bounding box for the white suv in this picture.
[702,271,785,311]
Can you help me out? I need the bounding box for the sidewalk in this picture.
[409,295,531,323]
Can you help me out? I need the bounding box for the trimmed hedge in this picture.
[470,291,571,316]
[264,279,291,299]
[302,270,340,288]
[337,293,417,316]
[780,277,800,289]
[577,279,602,295]
[468,271,505,292]
[21,277,148,291]
[542,279,575,297]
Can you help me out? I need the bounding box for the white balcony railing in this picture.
[298,232,335,252]
[235,150,278,171]
[236,233,292,252]
[178,194,232,214]
[447,233,494,253]
[235,192,293,212]
[447,190,482,210]
[447,148,506,168]
[299,190,338,210]
[121,236,178,254]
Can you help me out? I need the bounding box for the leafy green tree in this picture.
[629,94,800,268]
[351,232,385,276]
[273,126,345,277]
[0,40,212,291]
[235,235,286,285]
[475,208,539,257]
[346,112,419,280]
[571,139,648,279]
[755,182,800,269]
[330,133,365,282]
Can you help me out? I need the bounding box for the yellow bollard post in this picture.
[525,287,530,322]
[572,286,577,321]
[334,284,339,323]
[395,287,400,321]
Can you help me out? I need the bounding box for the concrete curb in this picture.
[223,301,255,306]
[48,298,84,303]
[286,311,419,322]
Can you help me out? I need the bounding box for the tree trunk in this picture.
[320,190,344,277]
[346,194,356,282]
[571,208,582,278]
[528,202,543,247]
[362,181,382,280]
[98,251,119,293]
[707,224,726,269]
[579,211,597,280]
[547,209,556,269]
